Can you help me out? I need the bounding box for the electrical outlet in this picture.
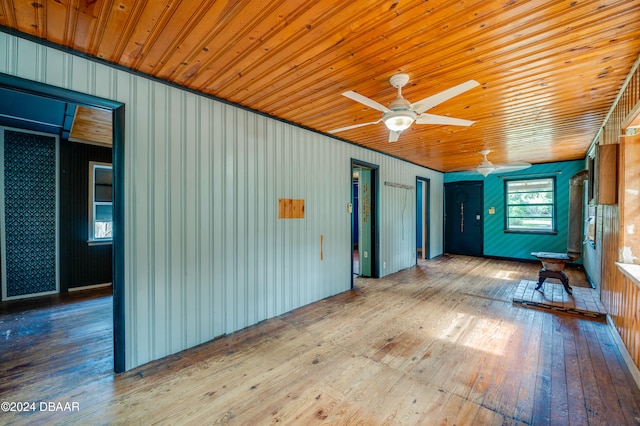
[363,251,368,258]
[383,261,387,269]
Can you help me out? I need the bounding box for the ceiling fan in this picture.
[474,149,531,176]
[328,73,479,142]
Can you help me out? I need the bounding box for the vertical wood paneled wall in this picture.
[598,55,640,370]
[613,272,640,360]
[0,32,443,369]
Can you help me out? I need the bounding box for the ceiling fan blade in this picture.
[411,80,480,114]
[328,119,381,134]
[492,163,532,173]
[342,91,390,113]
[388,130,401,142]
[416,113,474,126]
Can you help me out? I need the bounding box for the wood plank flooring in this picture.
[1,255,639,425]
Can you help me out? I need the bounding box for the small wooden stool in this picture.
[530,252,574,295]
[535,268,572,295]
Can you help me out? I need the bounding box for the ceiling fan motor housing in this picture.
[389,73,410,88]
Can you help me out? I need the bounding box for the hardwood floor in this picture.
[1,256,639,425]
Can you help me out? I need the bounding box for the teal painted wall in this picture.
[444,160,585,261]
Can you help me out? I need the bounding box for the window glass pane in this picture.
[507,179,552,192]
[95,204,112,221]
[508,217,553,230]
[95,184,112,202]
[94,167,112,185]
[508,205,553,218]
[94,204,112,239]
[507,191,553,204]
[95,221,113,239]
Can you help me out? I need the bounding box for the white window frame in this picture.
[88,161,113,245]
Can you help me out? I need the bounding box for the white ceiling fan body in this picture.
[329,74,479,142]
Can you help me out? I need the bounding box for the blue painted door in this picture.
[444,181,483,256]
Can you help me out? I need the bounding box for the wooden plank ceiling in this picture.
[2,0,639,172]
[69,106,113,146]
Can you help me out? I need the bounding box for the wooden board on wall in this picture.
[598,143,618,205]
[278,198,304,219]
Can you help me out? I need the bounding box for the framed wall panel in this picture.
[0,127,59,300]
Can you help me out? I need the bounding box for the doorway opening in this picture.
[351,160,379,286]
[416,177,430,262]
[0,72,126,372]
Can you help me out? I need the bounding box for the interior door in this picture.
[444,181,483,256]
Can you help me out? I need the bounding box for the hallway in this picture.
[1,256,638,424]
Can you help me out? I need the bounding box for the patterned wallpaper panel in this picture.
[3,129,57,297]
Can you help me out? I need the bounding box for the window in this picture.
[89,162,113,243]
[505,177,556,233]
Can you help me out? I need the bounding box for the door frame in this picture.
[0,72,126,373]
[351,159,380,287]
[415,176,431,262]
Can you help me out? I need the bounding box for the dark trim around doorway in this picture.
[416,176,431,262]
[350,159,380,287]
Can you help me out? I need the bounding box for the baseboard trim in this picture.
[68,282,112,292]
[607,314,640,389]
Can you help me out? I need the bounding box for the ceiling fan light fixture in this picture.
[383,110,417,132]
[477,166,495,177]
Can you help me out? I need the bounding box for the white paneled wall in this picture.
[0,32,444,369]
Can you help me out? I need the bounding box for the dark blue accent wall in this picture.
[444,160,585,261]
[59,141,112,289]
